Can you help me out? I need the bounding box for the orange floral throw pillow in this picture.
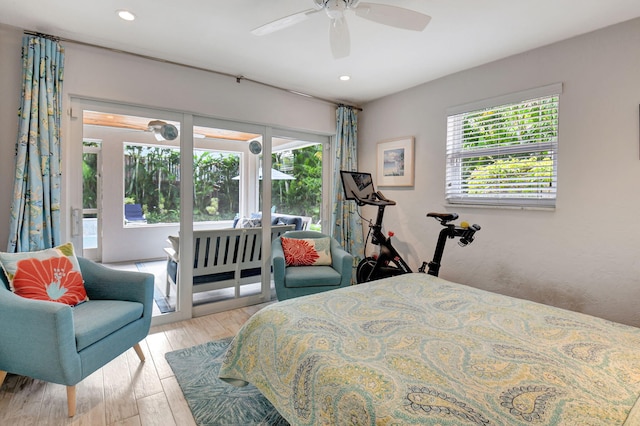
[280,237,332,267]
[0,242,88,306]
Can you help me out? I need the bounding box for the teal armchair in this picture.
[0,257,154,417]
[272,230,354,300]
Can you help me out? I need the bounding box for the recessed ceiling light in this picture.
[117,10,136,21]
[339,75,351,81]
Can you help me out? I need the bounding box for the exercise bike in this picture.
[340,170,481,283]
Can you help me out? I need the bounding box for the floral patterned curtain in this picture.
[331,105,364,272]
[7,35,65,252]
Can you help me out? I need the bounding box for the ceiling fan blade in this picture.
[251,9,321,36]
[355,3,431,31]
[329,16,350,59]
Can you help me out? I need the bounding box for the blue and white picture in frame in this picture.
[377,137,414,187]
[383,148,405,176]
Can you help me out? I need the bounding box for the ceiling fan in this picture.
[147,120,179,141]
[251,0,431,59]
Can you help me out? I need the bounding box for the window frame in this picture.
[445,83,562,208]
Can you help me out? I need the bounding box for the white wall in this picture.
[0,25,23,250]
[0,23,335,260]
[359,18,640,327]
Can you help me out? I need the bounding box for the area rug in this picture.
[165,337,288,426]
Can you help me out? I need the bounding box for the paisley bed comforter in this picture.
[219,273,640,425]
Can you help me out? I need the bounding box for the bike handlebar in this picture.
[459,223,481,246]
[427,212,481,246]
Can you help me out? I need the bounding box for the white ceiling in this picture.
[2,0,639,105]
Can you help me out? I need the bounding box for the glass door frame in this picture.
[69,98,191,325]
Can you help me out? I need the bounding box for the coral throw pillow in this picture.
[280,237,332,266]
[0,242,88,306]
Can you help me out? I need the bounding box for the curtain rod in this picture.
[24,31,60,41]
[23,30,363,112]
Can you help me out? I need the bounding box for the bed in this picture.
[218,273,640,425]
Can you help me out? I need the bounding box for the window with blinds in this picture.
[446,85,560,208]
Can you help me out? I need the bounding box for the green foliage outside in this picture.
[115,144,322,225]
[193,151,241,221]
[467,156,554,194]
[270,145,322,221]
[460,98,557,194]
[82,153,98,209]
[123,146,239,223]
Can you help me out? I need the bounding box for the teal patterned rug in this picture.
[165,338,288,426]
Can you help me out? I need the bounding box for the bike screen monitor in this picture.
[340,171,375,202]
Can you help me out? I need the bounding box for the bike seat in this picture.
[427,212,459,222]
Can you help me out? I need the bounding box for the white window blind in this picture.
[446,85,561,208]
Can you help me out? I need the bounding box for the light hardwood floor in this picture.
[0,302,273,425]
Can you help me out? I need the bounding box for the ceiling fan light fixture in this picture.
[325,0,346,19]
[339,75,351,81]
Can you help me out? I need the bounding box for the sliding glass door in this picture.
[69,97,331,325]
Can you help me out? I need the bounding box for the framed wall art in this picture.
[376,136,414,187]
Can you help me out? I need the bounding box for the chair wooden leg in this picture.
[67,385,76,417]
[0,370,7,387]
[133,343,146,362]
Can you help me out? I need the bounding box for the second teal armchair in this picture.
[272,230,354,301]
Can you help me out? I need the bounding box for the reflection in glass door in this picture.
[82,141,101,261]
[263,137,324,232]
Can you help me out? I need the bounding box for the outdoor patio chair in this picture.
[124,203,147,223]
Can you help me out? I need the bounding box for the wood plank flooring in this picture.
[0,302,272,425]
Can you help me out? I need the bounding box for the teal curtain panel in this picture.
[331,105,364,272]
[7,34,65,252]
